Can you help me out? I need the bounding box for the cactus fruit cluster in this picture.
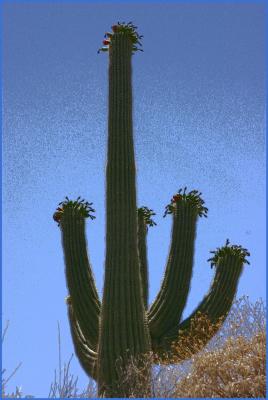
[54,23,250,398]
[98,21,143,54]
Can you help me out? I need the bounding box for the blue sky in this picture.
[2,1,266,397]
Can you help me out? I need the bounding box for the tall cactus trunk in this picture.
[97,33,151,398]
[53,22,250,399]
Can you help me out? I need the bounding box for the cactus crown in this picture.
[137,206,157,227]
[208,239,250,268]
[163,187,208,218]
[98,21,143,54]
[53,196,96,225]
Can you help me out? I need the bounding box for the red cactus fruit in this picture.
[172,194,182,203]
[103,39,110,46]
[53,212,62,223]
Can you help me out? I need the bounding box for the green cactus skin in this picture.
[149,202,198,339]
[53,22,250,398]
[67,303,98,380]
[60,206,100,350]
[97,31,151,397]
[148,191,207,343]
[138,213,149,308]
[138,207,156,309]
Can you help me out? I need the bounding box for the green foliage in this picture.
[53,197,95,225]
[98,21,143,54]
[137,206,157,227]
[208,239,250,269]
[163,187,208,218]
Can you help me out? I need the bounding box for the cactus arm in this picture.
[148,204,197,338]
[67,302,98,380]
[138,214,149,308]
[148,190,207,341]
[97,29,151,397]
[58,202,101,350]
[152,243,249,361]
[137,207,156,309]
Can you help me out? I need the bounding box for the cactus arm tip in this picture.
[98,21,143,54]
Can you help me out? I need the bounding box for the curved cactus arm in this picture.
[148,189,207,341]
[67,300,98,381]
[152,241,250,361]
[53,198,101,350]
[137,207,156,309]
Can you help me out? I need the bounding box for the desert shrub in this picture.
[174,330,265,398]
[2,296,266,398]
[114,296,266,398]
[48,322,97,398]
[48,353,97,399]
[165,296,266,398]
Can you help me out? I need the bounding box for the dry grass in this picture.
[171,296,266,398]
[174,330,266,398]
[2,296,266,398]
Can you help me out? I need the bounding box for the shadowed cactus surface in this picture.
[53,22,250,398]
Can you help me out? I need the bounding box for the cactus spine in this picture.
[53,22,250,398]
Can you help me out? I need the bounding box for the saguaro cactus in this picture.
[53,22,250,398]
